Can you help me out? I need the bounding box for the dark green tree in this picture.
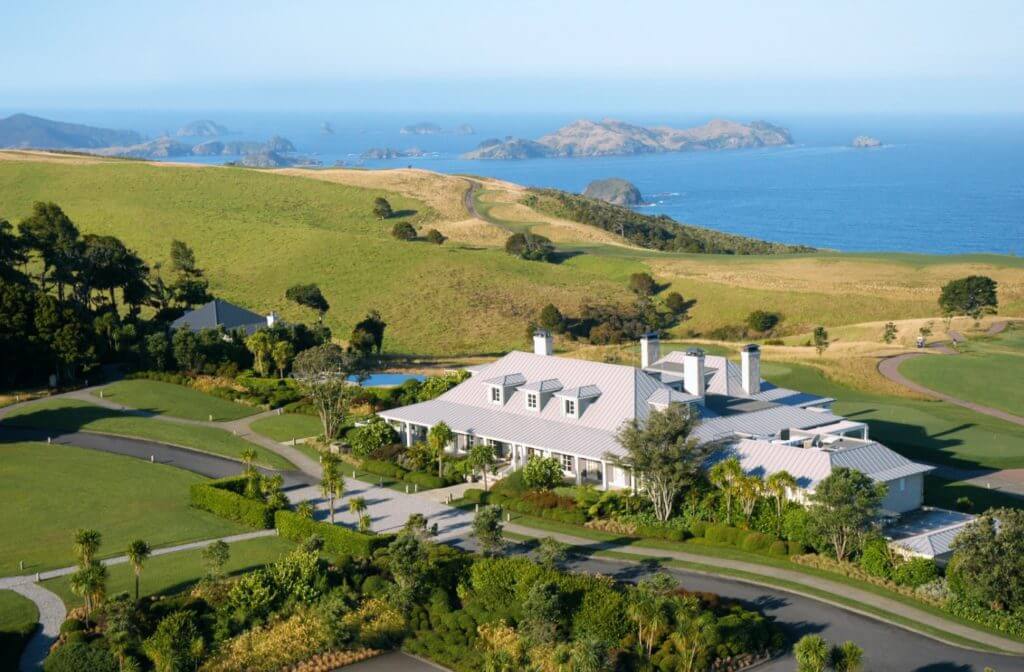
[948,508,1024,612]
[351,310,387,354]
[806,467,886,561]
[167,239,211,309]
[628,272,657,296]
[473,505,505,556]
[664,291,689,316]
[939,275,998,320]
[285,283,330,321]
[505,232,554,262]
[882,321,898,344]
[143,610,205,672]
[373,197,394,220]
[746,310,780,333]
[813,326,830,356]
[391,221,417,240]
[538,303,565,333]
[19,201,81,301]
[425,228,446,245]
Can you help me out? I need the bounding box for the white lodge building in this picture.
[378,331,935,517]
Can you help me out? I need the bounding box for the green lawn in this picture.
[45,535,295,608]
[2,399,293,470]
[250,413,323,443]
[761,360,1024,472]
[899,325,1023,416]
[0,589,38,670]
[0,442,247,576]
[95,379,257,421]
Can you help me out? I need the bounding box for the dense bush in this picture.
[348,418,398,459]
[522,458,564,490]
[275,510,391,557]
[894,557,938,588]
[359,458,407,480]
[190,477,276,528]
[859,539,895,580]
[769,540,789,556]
[462,488,489,505]
[391,222,417,240]
[44,641,118,672]
[740,531,772,552]
[504,232,555,262]
[404,471,447,490]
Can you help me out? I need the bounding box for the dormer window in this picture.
[526,393,538,410]
[490,386,501,404]
[564,399,577,417]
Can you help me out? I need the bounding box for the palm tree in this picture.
[240,447,257,472]
[708,457,743,522]
[667,601,718,672]
[428,422,453,478]
[296,500,315,519]
[73,528,102,567]
[736,474,763,523]
[69,562,107,625]
[469,442,496,491]
[794,634,830,672]
[126,539,151,601]
[320,453,344,523]
[349,495,367,518]
[359,513,372,533]
[765,470,797,517]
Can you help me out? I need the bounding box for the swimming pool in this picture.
[349,372,426,387]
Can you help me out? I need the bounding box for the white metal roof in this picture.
[520,378,564,393]
[483,372,526,387]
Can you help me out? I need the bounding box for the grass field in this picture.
[899,325,1023,415]
[1,153,1020,355]
[2,399,293,470]
[0,589,38,670]
[44,535,295,608]
[762,360,1024,471]
[0,441,246,576]
[250,413,323,443]
[95,379,257,421]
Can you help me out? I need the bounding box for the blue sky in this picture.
[4,0,1023,113]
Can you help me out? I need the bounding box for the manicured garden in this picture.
[44,535,296,608]
[93,379,258,421]
[0,589,39,670]
[0,442,246,576]
[899,325,1023,416]
[2,399,294,470]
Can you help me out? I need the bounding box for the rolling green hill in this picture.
[0,153,1021,355]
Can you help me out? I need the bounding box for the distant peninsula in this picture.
[176,120,229,137]
[0,113,142,149]
[583,178,642,206]
[463,118,791,160]
[852,135,882,148]
[94,134,298,162]
[361,147,424,160]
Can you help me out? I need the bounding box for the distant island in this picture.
[400,122,475,135]
[361,147,424,160]
[0,113,142,149]
[463,118,791,159]
[175,120,229,137]
[583,178,642,206]
[852,135,882,148]
[95,134,298,163]
[321,121,334,135]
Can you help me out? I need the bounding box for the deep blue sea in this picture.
[15,110,1024,254]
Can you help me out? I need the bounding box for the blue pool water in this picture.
[350,373,426,387]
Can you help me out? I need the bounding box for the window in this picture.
[559,453,574,472]
[564,399,576,416]
[490,386,501,403]
[526,393,538,409]
[899,478,906,492]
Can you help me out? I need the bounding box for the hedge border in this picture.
[275,510,392,557]
[189,476,276,529]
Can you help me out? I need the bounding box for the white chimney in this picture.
[640,332,660,368]
[266,311,278,327]
[533,329,553,356]
[741,344,761,395]
[683,348,706,402]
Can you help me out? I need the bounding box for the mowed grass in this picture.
[44,535,296,608]
[2,399,293,470]
[899,325,1024,416]
[0,589,38,670]
[761,360,1024,471]
[0,442,246,576]
[95,379,256,421]
[1,155,1020,355]
[250,413,323,443]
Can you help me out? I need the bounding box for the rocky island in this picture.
[360,147,425,160]
[0,113,142,149]
[175,120,229,137]
[400,122,442,135]
[852,135,882,148]
[95,134,299,163]
[583,178,643,206]
[463,118,791,159]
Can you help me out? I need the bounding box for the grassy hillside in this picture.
[0,152,1021,355]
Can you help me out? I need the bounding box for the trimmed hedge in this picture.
[190,476,275,529]
[275,510,392,557]
[489,492,587,525]
[404,471,447,490]
[360,458,407,480]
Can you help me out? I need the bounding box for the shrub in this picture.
[521,490,576,510]
[955,496,974,513]
[769,540,789,556]
[740,532,772,552]
[391,222,417,240]
[44,642,117,672]
[522,457,564,490]
[404,471,446,490]
[894,557,938,588]
[859,539,894,580]
[59,618,85,634]
[505,232,555,262]
[706,524,741,545]
[746,310,780,333]
[787,540,806,556]
[275,510,391,557]
[190,478,276,528]
[360,458,407,480]
[361,575,391,598]
[689,521,708,537]
[202,609,330,672]
[492,469,528,496]
[462,488,489,505]
[348,418,398,459]
[425,229,446,245]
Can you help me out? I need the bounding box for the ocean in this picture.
[16,110,1024,255]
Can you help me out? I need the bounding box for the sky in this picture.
[3,0,1023,114]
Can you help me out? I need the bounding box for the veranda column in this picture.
[405,422,413,447]
[600,460,608,490]
[574,456,582,485]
